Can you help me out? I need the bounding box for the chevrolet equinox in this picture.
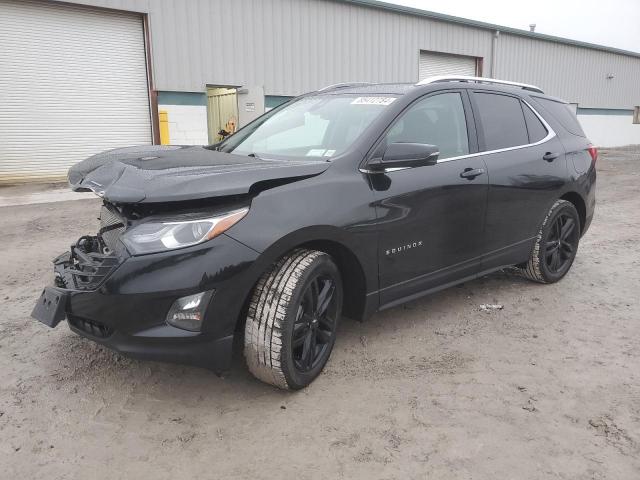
[32,76,596,389]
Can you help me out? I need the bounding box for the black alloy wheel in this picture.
[292,275,338,373]
[244,249,343,390]
[544,212,579,274]
[521,199,581,284]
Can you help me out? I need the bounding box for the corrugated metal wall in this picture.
[144,0,494,95]
[51,0,640,109]
[495,33,640,109]
[54,0,493,94]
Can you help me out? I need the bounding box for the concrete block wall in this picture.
[157,92,209,145]
[158,104,208,145]
[577,110,640,147]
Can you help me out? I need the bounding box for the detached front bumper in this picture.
[32,233,260,374]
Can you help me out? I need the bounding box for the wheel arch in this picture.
[232,226,376,333]
[560,191,586,234]
[296,239,368,321]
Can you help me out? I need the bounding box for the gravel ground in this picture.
[1,148,639,479]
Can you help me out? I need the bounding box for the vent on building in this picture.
[633,106,640,125]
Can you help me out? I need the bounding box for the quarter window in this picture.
[533,97,586,137]
[474,92,529,150]
[385,92,469,160]
[522,102,548,143]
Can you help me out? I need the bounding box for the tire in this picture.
[520,199,581,284]
[244,249,343,390]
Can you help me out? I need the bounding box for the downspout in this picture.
[490,30,500,78]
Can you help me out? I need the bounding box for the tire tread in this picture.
[244,249,327,389]
[520,199,572,283]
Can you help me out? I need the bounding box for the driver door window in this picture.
[385,92,470,160]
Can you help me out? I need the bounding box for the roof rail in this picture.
[416,75,544,93]
[317,82,373,92]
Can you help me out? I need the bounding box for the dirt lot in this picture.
[1,148,639,479]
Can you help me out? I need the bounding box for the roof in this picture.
[340,0,640,59]
[319,83,415,95]
[315,78,558,99]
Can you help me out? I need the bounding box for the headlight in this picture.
[122,208,248,255]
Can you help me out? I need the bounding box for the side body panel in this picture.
[225,162,381,317]
[529,96,597,235]
[371,158,488,306]
[364,89,489,307]
[468,90,570,269]
[479,135,568,267]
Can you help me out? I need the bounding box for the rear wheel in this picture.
[520,199,580,283]
[244,249,342,390]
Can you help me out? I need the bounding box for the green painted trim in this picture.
[576,108,634,116]
[340,0,640,59]
[158,91,207,106]
[265,95,294,109]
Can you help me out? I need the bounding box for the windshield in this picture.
[218,95,397,159]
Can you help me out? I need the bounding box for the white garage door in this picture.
[0,0,152,183]
[419,51,478,80]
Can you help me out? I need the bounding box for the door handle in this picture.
[460,167,485,179]
[543,152,559,162]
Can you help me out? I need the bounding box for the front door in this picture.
[368,91,489,307]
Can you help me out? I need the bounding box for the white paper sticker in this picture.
[351,97,396,106]
[306,149,326,157]
[324,149,336,157]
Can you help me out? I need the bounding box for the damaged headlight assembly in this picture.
[121,208,249,255]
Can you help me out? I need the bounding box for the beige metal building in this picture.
[1,0,639,183]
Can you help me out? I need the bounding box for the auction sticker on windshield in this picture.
[351,97,396,106]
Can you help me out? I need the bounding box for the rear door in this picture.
[368,90,489,307]
[469,90,567,268]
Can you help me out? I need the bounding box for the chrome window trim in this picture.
[360,98,555,173]
[435,98,555,164]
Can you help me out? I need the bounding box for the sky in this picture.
[384,0,640,53]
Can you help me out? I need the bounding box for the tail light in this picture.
[587,145,598,164]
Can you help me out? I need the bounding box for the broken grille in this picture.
[54,248,120,291]
[99,205,126,253]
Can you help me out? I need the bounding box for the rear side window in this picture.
[522,102,548,143]
[532,97,585,137]
[385,92,469,159]
[474,92,529,150]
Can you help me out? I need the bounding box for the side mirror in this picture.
[368,143,439,171]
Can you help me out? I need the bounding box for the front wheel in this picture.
[520,199,581,283]
[244,249,343,390]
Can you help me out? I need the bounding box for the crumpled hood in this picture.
[68,145,331,203]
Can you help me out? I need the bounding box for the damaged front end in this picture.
[54,205,126,290]
[67,145,330,204]
[30,144,325,371]
[30,195,258,373]
[32,203,128,329]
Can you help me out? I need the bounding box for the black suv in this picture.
[32,76,596,389]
